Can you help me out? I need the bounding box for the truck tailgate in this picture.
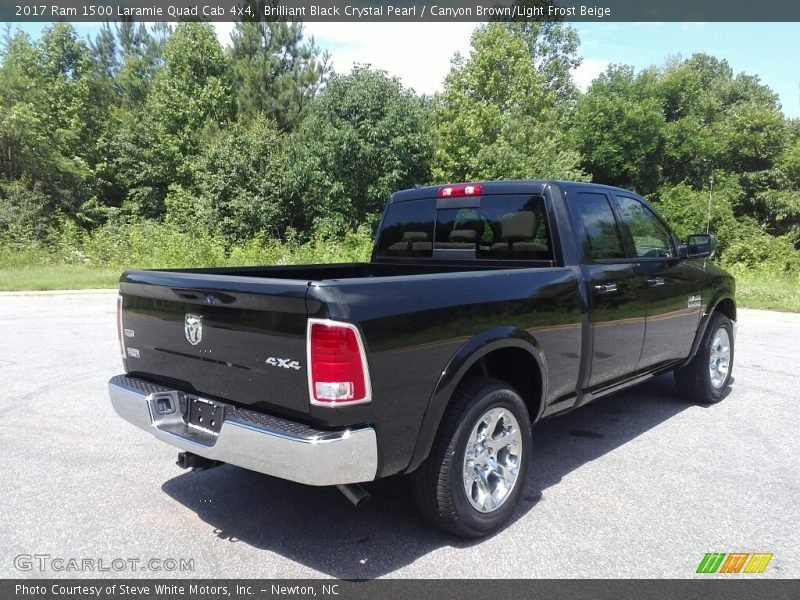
[119,270,311,419]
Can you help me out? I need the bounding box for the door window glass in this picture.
[574,192,626,260]
[613,196,674,258]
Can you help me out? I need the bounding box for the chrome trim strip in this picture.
[109,377,377,486]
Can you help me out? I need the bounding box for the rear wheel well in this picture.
[714,297,736,322]
[463,347,543,423]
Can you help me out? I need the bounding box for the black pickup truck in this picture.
[109,180,735,537]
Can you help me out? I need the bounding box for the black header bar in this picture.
[3,0,800,22]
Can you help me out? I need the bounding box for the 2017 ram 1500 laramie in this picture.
[109,180,735,537]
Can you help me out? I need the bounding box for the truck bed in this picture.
[118,260,576,430]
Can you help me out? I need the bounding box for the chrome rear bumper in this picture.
[108,375,377,486]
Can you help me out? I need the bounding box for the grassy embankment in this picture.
[0,222,373,292]
[1,223,797,312]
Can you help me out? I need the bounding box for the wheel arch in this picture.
[404,326,547,474]
[683,292,737,366]
[713,296,736,323]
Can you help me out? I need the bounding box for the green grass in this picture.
[0,265,121,291]
[1,223,797,313]
[730,268,800,313]
[0,222,374,292]
[2,261,798,314]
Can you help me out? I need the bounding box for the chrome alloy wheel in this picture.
[709,327,731,389]
[462,407,522,513]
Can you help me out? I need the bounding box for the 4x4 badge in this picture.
[184,314,203,346]
[266,357,301,370]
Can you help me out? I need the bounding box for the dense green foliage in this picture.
[0,20,797,299]
[432,23,585,182]
[573,56,799,273]
[298,66,433,229]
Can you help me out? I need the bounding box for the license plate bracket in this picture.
[186,396,225,435]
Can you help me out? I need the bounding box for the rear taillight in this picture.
[307,319,371,406]
[116,294,125,360]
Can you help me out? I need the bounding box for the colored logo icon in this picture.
[696,553,773,574]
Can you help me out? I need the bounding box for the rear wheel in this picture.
[675,312,734,403]
[410,377,532,538]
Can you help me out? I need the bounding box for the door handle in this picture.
[594,283,618,294]
[646,277,665,287]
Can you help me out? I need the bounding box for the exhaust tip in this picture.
[336,484,370,508]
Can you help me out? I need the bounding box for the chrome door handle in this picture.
[646,277,665,287]
[594,283,618,294]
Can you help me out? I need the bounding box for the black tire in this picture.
[410,377,532,538]
[675,312,734,404]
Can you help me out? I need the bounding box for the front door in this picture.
[610,194,702,371]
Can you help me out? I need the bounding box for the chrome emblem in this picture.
[184,314,203,346]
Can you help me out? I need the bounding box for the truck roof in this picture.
[390,180,638,203]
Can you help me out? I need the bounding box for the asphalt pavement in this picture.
[0,291,797,578]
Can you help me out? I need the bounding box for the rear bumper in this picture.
[108,375,378,486]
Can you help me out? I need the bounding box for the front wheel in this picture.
[410,377,532,538]
[675,312,734,404]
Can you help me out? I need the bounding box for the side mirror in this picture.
[686,234,715,259]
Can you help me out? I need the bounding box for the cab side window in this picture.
[574,192,626,260]
[613,196,674,258]
[375,199,435,257]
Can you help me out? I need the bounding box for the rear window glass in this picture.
[376,194,553,261]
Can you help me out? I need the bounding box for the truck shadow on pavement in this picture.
[161,373,701,578]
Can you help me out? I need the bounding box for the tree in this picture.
[0,30,48,183]
[0,179,53,244]
[299,66,433,228]
[114,23,232,218]
[230,8,329,131]
[573,65,664,194]
[147,22,231,156]
[0,25,109,219]
[432,23,585,183]
[90,21,168,108]
[492,5,582,109]
[39,24,110,163]
[655,54,783,187]
[575,54,792,203]
[720,102,785,174]
[166,116,302,243]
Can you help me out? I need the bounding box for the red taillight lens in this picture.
[308,320,370,406]
[437,183,482,198]
[116,295,125,360]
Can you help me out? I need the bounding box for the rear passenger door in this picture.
[611,194,701,371]
[569,189,647,391]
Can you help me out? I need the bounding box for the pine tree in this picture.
[230,2,329,131]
